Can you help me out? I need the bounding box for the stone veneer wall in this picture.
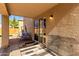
[46,4,79,56]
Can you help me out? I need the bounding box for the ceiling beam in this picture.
[0,3,9,16]
[3,3,10,16]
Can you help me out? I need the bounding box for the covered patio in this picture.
[0,3,57,56]
[1,3,79,56]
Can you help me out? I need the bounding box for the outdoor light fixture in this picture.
[49,15,53,20]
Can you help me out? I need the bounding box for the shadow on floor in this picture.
[0,38,35,56]
[0,38,20,56]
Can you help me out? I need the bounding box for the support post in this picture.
[2,15,9,48]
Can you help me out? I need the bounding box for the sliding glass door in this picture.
[34,18,46,43]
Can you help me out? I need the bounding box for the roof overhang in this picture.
[0,3,57,18]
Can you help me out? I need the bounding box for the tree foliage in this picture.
[9,17,19,28]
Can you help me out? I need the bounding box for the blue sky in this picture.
[0,14,23,24]
[0,14,2,24]
[0,14,2,20]
[9,15,23,20]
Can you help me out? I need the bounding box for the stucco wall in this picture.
[46,4,79,55]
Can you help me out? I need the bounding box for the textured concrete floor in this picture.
[0,39,53,56]
[20,44,53,56]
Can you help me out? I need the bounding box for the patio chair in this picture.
[21,30,32,41]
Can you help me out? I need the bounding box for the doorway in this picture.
[34,18,46,43]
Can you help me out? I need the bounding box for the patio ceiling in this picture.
[0,3,57,18]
